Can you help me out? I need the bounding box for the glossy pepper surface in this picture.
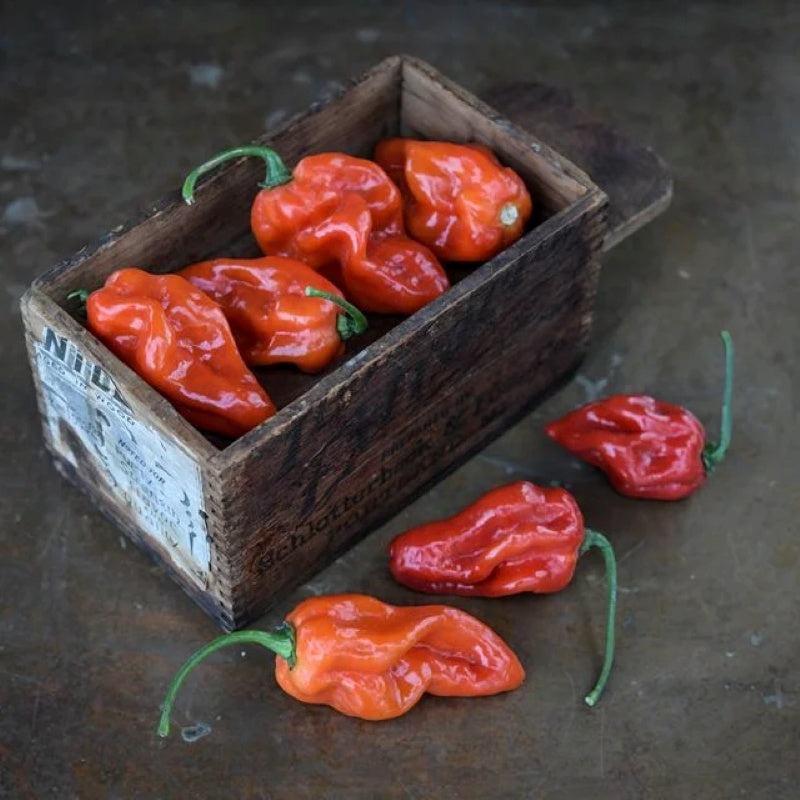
[182,146,450,315]
[545,331,734,500]
[157,594,524,732]
[179,256,367,373]
[388,480,617,706]
[374,139,533,262]
[86,268,275,437]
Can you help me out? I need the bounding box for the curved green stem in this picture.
[181,145,293,205]
[67,288,89,320]
[67,288,90,305]
[157,622,296,738]
[305,286,368,340]
[702,330,734,473]
[579,528,617,707]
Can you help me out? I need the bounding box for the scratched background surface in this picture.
[1,2,798,798]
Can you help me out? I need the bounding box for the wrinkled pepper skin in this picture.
[387,482,618,706]
[274,594,525,720]
[250,154,450,314]
[86,268,275,437]
[157,593,524,734]
[544,331,734,501]
[182,146,450,315]
[179,256,361,372]
[388,481,585,597]
[545,396,707,500]
[374,139,533,262]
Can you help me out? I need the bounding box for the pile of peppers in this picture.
[70,131,737,734]
[80,138,532,439]
[157,330,734,735]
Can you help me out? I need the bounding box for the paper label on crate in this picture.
[33,327,210,583]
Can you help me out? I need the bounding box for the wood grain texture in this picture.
[483,81,673,250]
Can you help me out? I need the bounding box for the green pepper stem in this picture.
[579,528,617,707]
[702,330,734,473]
[304,286,368,340]
[67,288,90,304]
[181,145,293,205]
[156,622,296,738]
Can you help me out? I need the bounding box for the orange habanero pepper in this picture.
[157,594,524,731]
[375,139,533,262]
[85,268,275,438]
[181,146,450,315]
[179,255,367,373]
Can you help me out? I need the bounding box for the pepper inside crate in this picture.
[229,126,563,442]
[79,135,538,443]
[62,58,587,452]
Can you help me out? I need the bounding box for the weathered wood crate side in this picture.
[216,193,608,626]
[19,288,238,622]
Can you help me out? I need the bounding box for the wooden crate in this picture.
[20,56,670,630]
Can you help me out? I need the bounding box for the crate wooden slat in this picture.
[21,56,668,630]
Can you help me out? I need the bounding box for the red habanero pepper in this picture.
[388,481,617,706]
[374,139,533,262]
[181,146,450,315]
[545,331,734,500]
[85,268,275,437]
[179,256,367,373]
[157,594,524,732]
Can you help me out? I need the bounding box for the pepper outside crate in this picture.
[20,56,670,630]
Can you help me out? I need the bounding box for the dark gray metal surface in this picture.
[2,2,797,798]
